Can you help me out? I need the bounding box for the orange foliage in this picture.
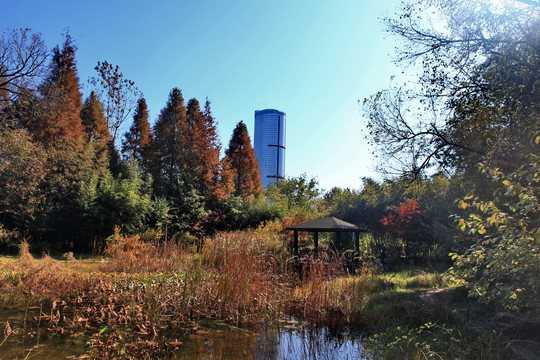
[33,33,85,146]
[224,121,263,199]
[380,198,421,235]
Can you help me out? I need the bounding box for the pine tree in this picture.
[32,33,85,146]
[122,97,152,169]
[151,88,188,195]
[224,121,263,198]
[81,91,110,145]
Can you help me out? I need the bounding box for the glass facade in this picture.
[254,109,286,189]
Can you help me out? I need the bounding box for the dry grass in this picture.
[289,255,387,324]
[101,227,191,273]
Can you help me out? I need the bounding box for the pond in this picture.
[0,307,366,359]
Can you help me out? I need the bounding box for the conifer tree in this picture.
[203,99,234,200]
[151,88,188,195]
[81,91,110,145]
[122,97,152,169]
[224,121,263,198]
[32,33,84,146]
[186,98,224,199]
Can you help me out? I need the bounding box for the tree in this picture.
[363,0,540,178]
[380,198,435,259]
[185,98,225,200]
[451,154,540,313]
[224,121,263,198]
[122,97,152,169]
[151,88,188,196]
[0,126,47,232]
[81,91,111,146]
[266,174,320,213]
[89,61,139,145]
[31,33,85,146]
[0,28,48,105]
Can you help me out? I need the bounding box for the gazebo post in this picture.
[313,232,319,253]
[354,231,360,253]
[293,230,299,256]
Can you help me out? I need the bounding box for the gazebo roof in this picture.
[286,217,367,233]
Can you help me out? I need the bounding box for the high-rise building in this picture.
[254,109,286,189]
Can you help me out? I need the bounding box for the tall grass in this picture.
[290,255,387,324]
[101,227,190,273]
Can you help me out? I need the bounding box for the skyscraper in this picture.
[254,109,286,189]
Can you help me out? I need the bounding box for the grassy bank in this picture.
[0,231,525,359]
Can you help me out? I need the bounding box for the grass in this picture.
[379,269,449,290]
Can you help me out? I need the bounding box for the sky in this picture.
[4,0,405,192]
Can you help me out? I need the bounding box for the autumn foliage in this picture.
[380,198,421,235]
[224,121,263,199]
[32,34,85,146]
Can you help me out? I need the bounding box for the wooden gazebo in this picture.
[286,217,367,256]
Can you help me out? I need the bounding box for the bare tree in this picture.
[89,61,139,146]
[363,0,540,178]
[0,28,48,102]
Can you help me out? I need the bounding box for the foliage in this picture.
[221,196,282,230]
[326,176,462,262]
[31,32,85,147]
[363,322,512,360]
[150,87,188,196]
[185,98,226,200]
[380,198,435,260]
[81,90,111,146]
[0,126,47,231]
[380,198,420,231]
[0,225,19,253]
[450,155,540,313]
[122,97,152,170]
[224,121,263,199]
[266,174,321,214]
[78,160,152,241]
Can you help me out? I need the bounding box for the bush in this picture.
[450,155,540,314]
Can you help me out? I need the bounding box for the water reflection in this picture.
[173,320,364,360]
[0,307,365,359]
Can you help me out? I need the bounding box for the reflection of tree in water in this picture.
[253,321,364,360]
[165,321,363,359]
[170,325,258,360]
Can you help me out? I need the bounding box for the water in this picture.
[0,309,365,359]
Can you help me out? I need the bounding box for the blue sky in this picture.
[5,0,404,191]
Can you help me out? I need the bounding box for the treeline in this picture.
[0,31,271,252]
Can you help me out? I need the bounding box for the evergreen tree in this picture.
[32,33,85,146]
[81,91,110,146]
[151,88,188,196]
[224,121,263,198]
[122,97,152,169]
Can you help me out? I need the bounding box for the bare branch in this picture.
[0,28,48,102]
